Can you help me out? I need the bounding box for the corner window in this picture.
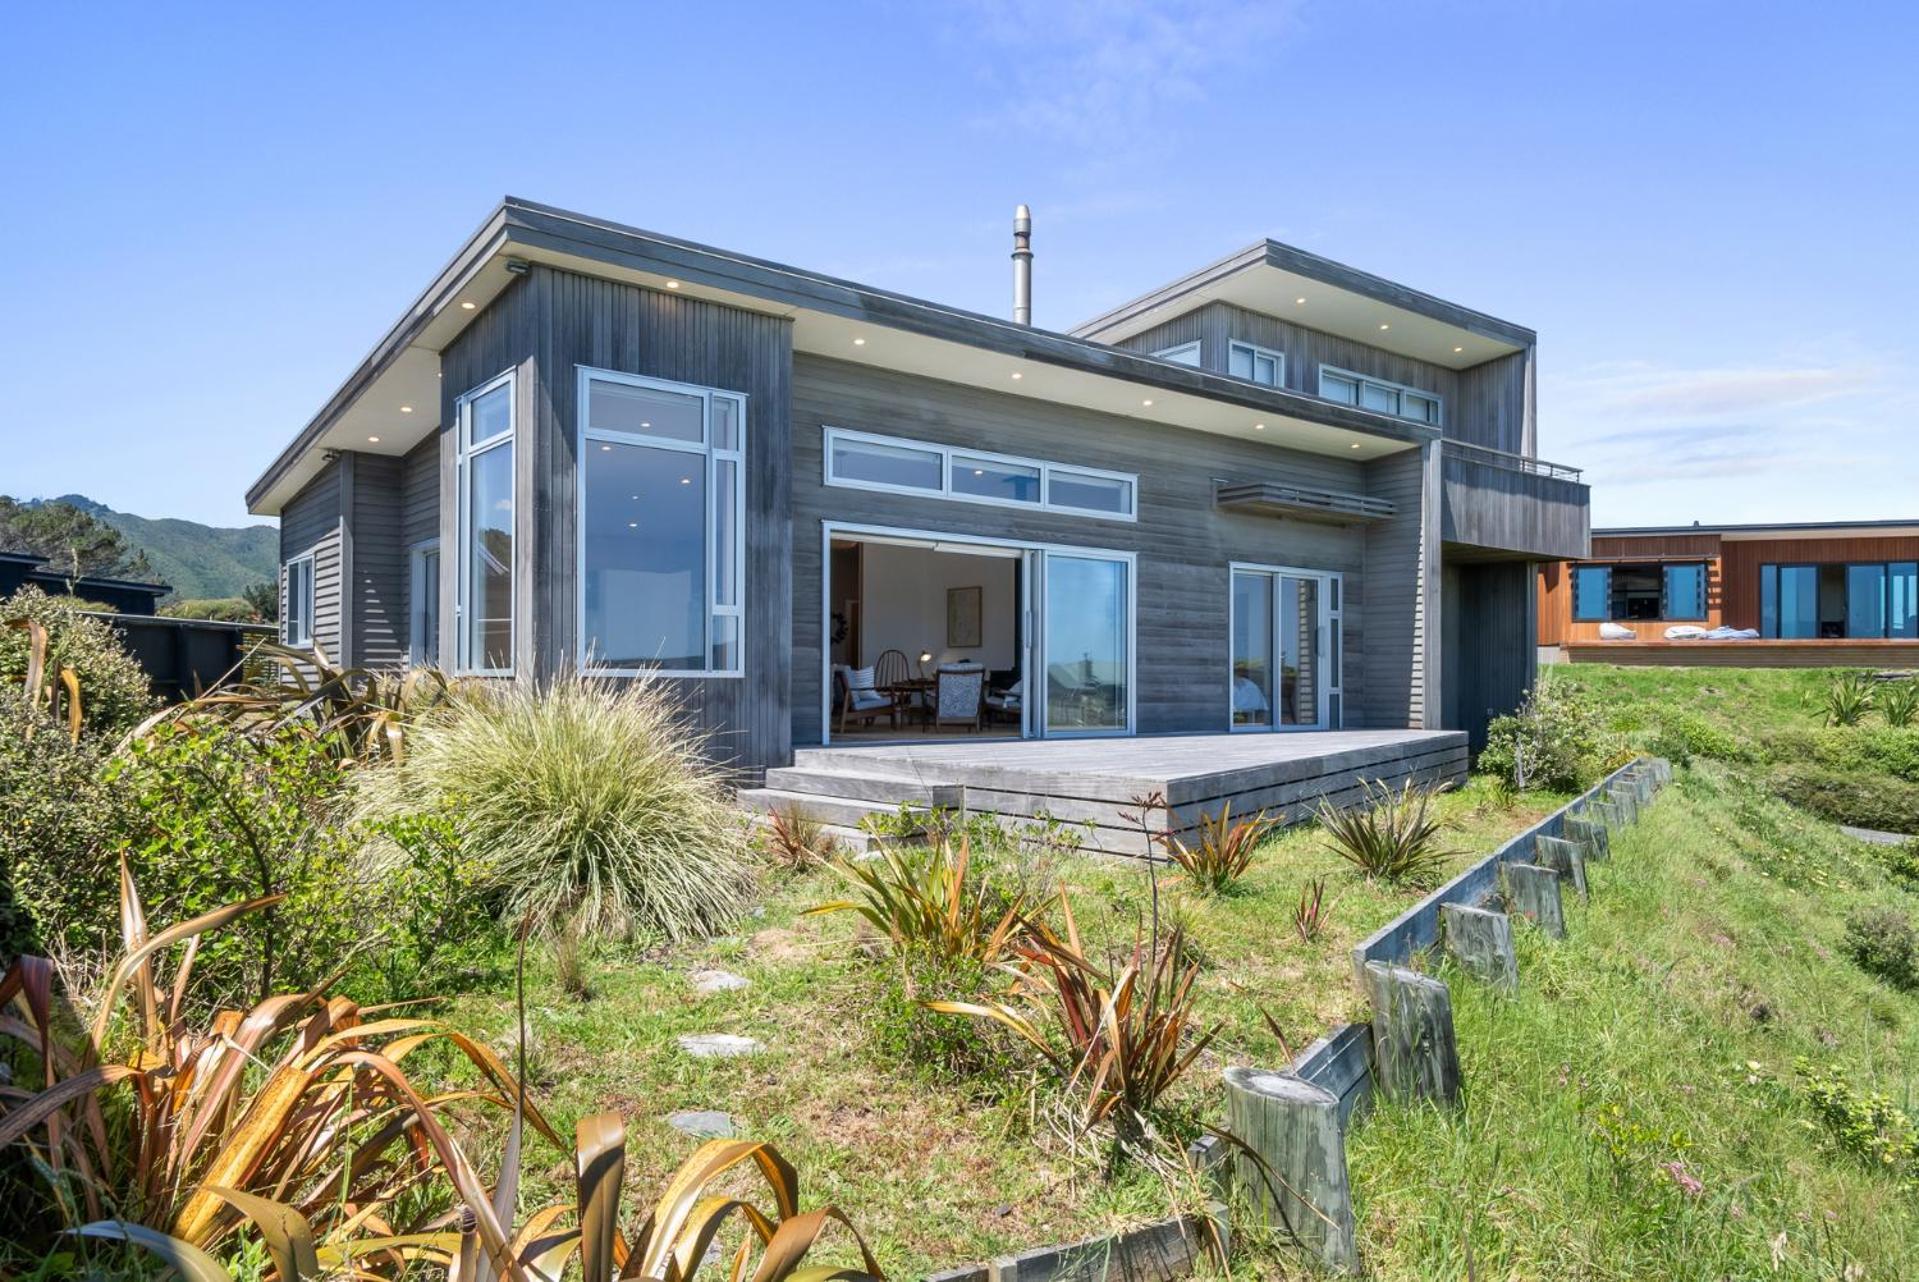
[456,371,515,674]
[1152,340,1201,367]
[1228,341,1284,387]
[282,553,314,647]
[823,428,1137,520]
[1318,365,1441,426]
[578,368,746,676]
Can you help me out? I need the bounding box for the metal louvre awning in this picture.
[1214,480,1395,525]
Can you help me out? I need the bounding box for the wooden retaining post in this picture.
[1564,814,1610,862]
[1533,835,1590,902]
[1586,798,1622,829]
[1440,903,1518,990]
[1608,786,1640,825]
[1223,1067,1358,1274]
[1500,862,1566,939]
[1361,962,1462,1106]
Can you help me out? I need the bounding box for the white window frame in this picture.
[822,427,1137,522]
[281,552,315,648]
[575,366,748,679]
[455,369,517,676]
[1152,340,1202,367]
[1227,340,1286,387]
[1317,364,1442,427]
[1226,561,1343,733]
[408,538,440,667]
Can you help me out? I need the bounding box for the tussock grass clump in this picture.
[1318,777,1452,887]
[355,675,752,940]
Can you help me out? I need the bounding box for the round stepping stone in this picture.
[667,1109,738,1139]
[690,969,750,995]
[678,1032,763,1058]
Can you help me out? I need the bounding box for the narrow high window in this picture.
[1318,365,1441,426]
[578,368,747,676]
[456,371,515,674]
[282,553,314,647]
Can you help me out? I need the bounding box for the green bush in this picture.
[1796,1058,1919,1192]
[0,585,154,734]
[352,676,754,941]
[159,596,261,623]
[1883,839,1919,891]
[1842,904,1919,989]
[1771,763,1919,834]
[1479,672,1617,791]
[1763,726,1919,783]
[0,693,142,960]
[108,719,383,1003]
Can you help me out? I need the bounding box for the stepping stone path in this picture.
[689,969,751,995]
[667,1109,738,1139]
[678,1032,763,1058]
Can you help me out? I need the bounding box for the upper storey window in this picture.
[825,427,1136,520]
[1318,365,1441,426]
[1152,341,1201,367]
[1228,341,1284,387]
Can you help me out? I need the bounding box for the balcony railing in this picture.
[1445,439,1583,484]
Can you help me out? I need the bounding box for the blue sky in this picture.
[2,0,1913,529]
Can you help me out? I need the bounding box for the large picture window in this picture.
[1760,561,1918,639]
[1570,562,1709,622]
[578,368,746,677]
[456,372,515,674]
[282,553,314,647]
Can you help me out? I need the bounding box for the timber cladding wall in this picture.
[438,264,795,775]
[1719,535,1919,630]
[788,354,1410,745]
[279,458,343,659]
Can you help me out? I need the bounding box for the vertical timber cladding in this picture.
[788,354,1384,746]
[437,265,796,776]
[1444,560,1534,751]
[1359,444,1437,729]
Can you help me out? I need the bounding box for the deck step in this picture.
[737,788,906,832]
[761,768,964,808]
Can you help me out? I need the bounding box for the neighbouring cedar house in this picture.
[1539,521,1919,666]
[246,198,1589,779]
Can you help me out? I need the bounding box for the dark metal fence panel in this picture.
[84,612,275,703]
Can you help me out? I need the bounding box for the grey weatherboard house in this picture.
[247,198,1589,802]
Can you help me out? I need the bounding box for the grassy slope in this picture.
[1347,672,1919,1279]
[53,494,277,601]
[432,779,1560,1276]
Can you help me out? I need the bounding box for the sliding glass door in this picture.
[1231,564,1342,730]
[1040,551,1132,735]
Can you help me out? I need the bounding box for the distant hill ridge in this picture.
[48,494,277,603]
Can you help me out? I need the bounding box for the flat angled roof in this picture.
[1597,520,1919,541]
[1070,239,1534,368]
[247,199,1448,515]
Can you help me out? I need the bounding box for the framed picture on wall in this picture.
[947,585,982,648]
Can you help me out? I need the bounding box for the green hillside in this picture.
[51,494,276,602]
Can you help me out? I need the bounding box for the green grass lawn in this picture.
[430,777,1562,1276]
[1345,713,1919,1277]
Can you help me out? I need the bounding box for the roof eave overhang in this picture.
[248,201,1438,516]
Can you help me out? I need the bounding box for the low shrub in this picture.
[808,838,1036,968]
[1842,904,1919,989]
[1771,762,1919,834]
[1797,1058,1919,1192]
[0,585,154,734]
[1885,839,1919,891]
[1825,671,1877,727]
[353,675,753,941]
[873,950,1017,1079]
[1479,671,1617,791]
[158,596,261,623]
[1318,777,1453,887]
[1764,726,1919,783]
[0,693,142,961]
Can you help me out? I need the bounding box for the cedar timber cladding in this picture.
[278,457,343,659]
[437,264,795,774]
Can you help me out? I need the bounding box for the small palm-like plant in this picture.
[1825,671,1877,727]
[764,804,842,871]
[807,837,1036,966]
[928,895,1217,1141]
[1880,680,1919,729]
[1165,802,1274,893]
[1293,876,1328,943]
[1317,777,1453,886]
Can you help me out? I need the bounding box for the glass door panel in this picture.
[1279,576,1320,726]
[1231,571,1275,727]
[1042,553,1130,734]
[1776,565,1818,638]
